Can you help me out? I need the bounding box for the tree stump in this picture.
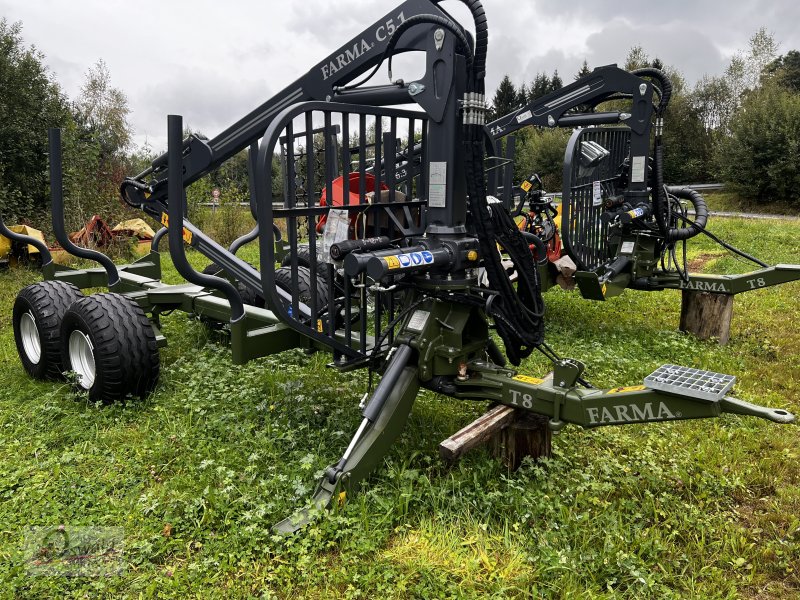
[439,406,552,471]
[490,412,551,470]
[679,290,734,345]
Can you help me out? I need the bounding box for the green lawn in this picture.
[0,218,798,599]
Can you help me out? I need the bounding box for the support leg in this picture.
[275,346,420,534]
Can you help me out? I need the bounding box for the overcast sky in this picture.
[2,0,798,152]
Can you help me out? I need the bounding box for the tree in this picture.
[516,82,529,107]
[528,72,551,102]
[743,27,779,90]
[764,49,800,92]
[513,128,571,191]
[575,60,591,80]
[692,75,734,131]
[62,60,135,229]
[624,46,650,71]
[0,19,72,221]
[490,75,519,120]
[550,69,563,92]
[73,59,132,159]
[716,80,800,204]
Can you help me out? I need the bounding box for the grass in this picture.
[703,191,800,217]
[0,217,798,598]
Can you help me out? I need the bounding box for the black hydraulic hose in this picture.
[652,141,669,237]
[665,186,708,241]
[340,15,473,92]
[436,0,488,83]
[386,15,474,81]
[673,212,769,268]
[519,230,548,264]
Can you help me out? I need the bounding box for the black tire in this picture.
[202,262,265,308]
[273,266,329,316]
[281,245,313,269]
[60,293,160,402]
[13,281,83,379]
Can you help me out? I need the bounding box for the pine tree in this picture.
[575,60,591,80]
[490,75,519,120]
[529,72,551,102]
[550,69,563,92]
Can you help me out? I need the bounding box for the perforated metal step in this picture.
[644,364,735,402]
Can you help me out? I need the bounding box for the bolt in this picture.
[434,28,445,50]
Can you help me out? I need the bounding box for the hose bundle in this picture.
[450,0,545,364]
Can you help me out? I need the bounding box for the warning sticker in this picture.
[607,385,647,394]
[385,256,401,270]
[631,156,646,183]
[521,180,533,193]
[592,180,602,207]
[429,162,447,208]
[513,374,545,386]
[160,213,193,244]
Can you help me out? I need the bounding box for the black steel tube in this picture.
[333,85,412,106]
[557,112,622,127]
[330,236,392,261]
[600,255,631,283]
[362,344,414,422]
[48,128,120,286]
[344,244,425,277]
[228,224,259,255]
[0,215,53,266]
[151,226,168,251]
[167,115,245,322]
[366,247,452,280]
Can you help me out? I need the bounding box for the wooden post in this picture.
[490,412,551,470]
[679,290,734,345]
[439,406,552,470]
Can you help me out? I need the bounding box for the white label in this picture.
[515,110,533,123]
[592,180,602,207]
[429,162,447,208]
[631,156,646,183]
[321,208,350,263]
[406,310,430,332]
[620,241,635,254]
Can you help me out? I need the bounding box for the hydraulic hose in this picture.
[386,15,474,81]
[665,186,708,241]
[436,0,488,84]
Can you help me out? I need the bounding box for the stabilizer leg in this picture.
[275,345,420,534]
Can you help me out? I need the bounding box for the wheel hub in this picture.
[68,330,96,389]
[20,311,41,364]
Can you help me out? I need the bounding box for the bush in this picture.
[513,128,572,192]
[716,82,800,205]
